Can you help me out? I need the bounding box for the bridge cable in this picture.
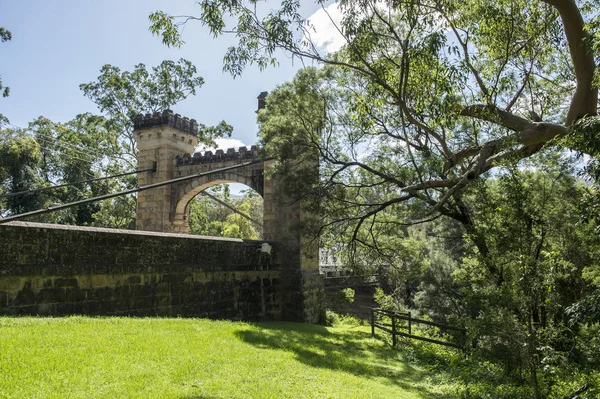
[0,168,156,199]
[200,191,263,228]
[5,122,136,166]
[0,158,273,225]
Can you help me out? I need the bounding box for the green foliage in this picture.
[0,26,12,124]
[80,59,226,164]
[148,11,185,48]
[324,310,363,327]
[374,287,406,314]
[341,287,355,304]
[0,115,134,226]
[410,164,600,395]
[188,185,263,239]
[325,287,356,317]
[566,287,600,326]
[324,309,341,327]
[0,129,44,215]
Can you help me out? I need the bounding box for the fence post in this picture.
[371,309,375,336]
[391,314,397,347]
[408,311,412,335]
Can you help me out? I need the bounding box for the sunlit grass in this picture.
[0,317,437,399]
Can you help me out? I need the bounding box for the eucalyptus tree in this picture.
[0,128,44,216]
[0,114,123,225]
[188,185,263,239]
[80,58,232,165]
[149,2,600,395]
[150,0,598,278]
[0,26,12,125]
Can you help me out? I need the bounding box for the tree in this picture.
[0,26,12,125]
[80,58,232,165]
[148,2,600,395]
[150,1,598,269]
[0,114,127,225]
[188,185,263,239]
[0,129,44,216]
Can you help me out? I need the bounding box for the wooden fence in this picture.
[370,308,466,351]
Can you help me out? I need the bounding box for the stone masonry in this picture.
[135,109,324,322]
[0,222,281,319]
[0,110,323,322]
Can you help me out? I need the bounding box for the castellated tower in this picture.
[133,110,198,232]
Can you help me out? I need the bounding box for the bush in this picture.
[324,309,363,327]
[373,287,406,313]
[324,309,340,326]
[326,287,356,315]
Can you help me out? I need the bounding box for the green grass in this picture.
[0,317,439,399]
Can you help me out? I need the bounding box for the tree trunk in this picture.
[527,310,542,399]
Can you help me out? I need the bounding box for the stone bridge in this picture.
[131,109,324,322]
[0,108,324,323]
[135,111,278,241]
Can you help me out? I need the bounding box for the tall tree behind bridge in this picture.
[1,59,233,228]
[148,1,600,396]
[80,58,232,167]
[149,0,598,241]
[0,25,12,126]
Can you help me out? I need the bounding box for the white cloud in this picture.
[197,138,248,153]
[306,1,398,54]
[305,3,345,54]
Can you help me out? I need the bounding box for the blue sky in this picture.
[0,0,341,150]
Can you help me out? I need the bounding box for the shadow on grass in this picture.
[233,322,435,397]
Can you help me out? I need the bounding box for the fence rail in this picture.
[370,308,466,351]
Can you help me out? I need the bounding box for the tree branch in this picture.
[542,0,597,123]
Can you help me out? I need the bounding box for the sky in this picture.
[0,0,343,152]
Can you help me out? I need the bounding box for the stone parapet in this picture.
[0,222,282,320]
[134,109,199,136]
[176,146,261,166]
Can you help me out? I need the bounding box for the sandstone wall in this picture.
[0,222,281,320]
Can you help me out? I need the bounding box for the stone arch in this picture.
[168,151,265,234]
[171,171,265,234]
[132,110,324,323]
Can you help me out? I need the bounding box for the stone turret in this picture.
[132,105,324,323]
[134,109,199,232]
[256,91,268,113]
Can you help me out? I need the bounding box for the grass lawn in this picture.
[0,317,441,399]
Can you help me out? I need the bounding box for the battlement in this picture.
[176,146,261,166]
[134,109,198,136]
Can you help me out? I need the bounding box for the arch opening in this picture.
[185,183,264,240]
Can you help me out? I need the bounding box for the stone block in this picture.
[78,275,92,288]
[106,275,123,287]
[65,288,86,302]
[16,305,38,315]
[0,291,8,307]
[37,287,66,303]
[0,277,21,292]
[127,275,142,285]
[91,275,107,287]
[54,278,78,288]
[37,303,54,316]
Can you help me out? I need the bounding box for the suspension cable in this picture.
[200,191,263,228]
[0,158,272,225]
[0,167,156,199]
